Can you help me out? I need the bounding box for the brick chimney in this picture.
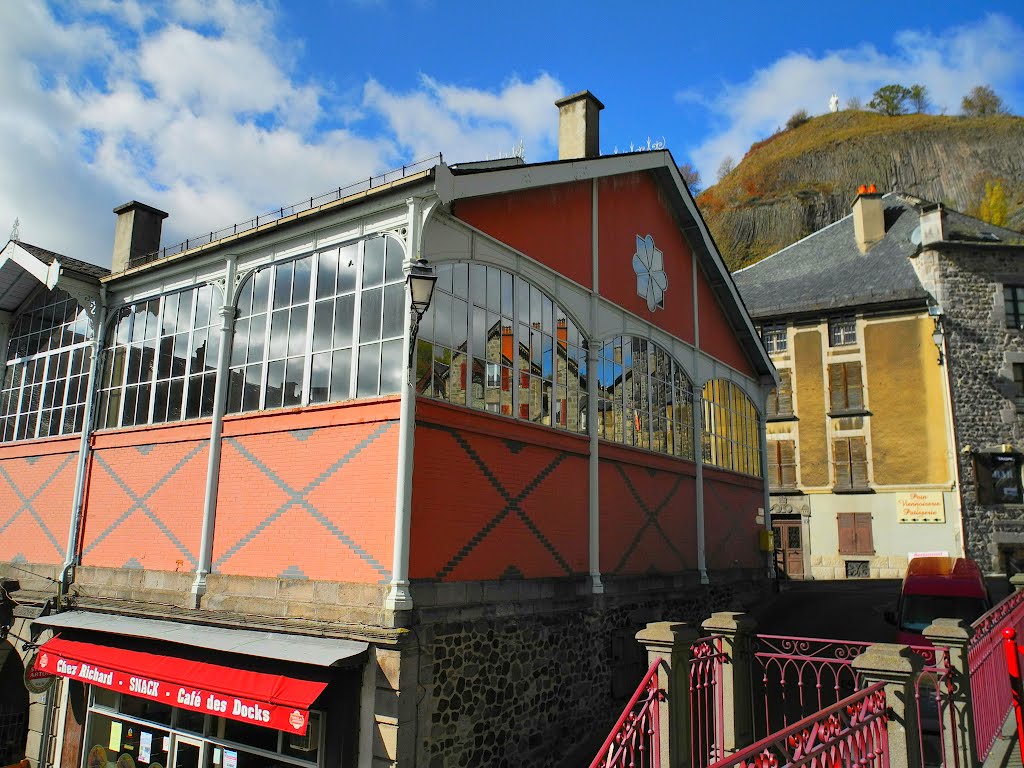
[919,202,945,246]
[852,185,884,253]
[555,91,604,160]
[112,201,168,273]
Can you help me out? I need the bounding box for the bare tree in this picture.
[846,96,862,110]
[678,162,702,194]
[717,156,735,181]
[908,84,930,114]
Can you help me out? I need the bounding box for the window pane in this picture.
[382,283,405,339]
[363,237,385,288]
[317,248,339,300]
[283,357,304,406]
[310,352,331,403]
[334,294,355,348]
[288,306,308,357]
[380,339,403,394]
[385,237,404,283]
[330,348,352,401]
[274,261,293,306]
[360,287,383,343]
[292,255,312,303]
[312,301,333,353]
[269,309,289,360]
[357,344,381,397]
[338,244,358,293]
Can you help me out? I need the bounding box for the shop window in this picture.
[833,436,869,490]
[228,236,405,414]
[767,439,796,490]
[598,336,695,459]
[975,452,1024,505]
[702,378,761,476]
[837,513,873,555]
[828,362,864,413]
[1005,285,1024,330]
[1,289,93,441]
[766,369,793,419]
[760,323,787,354]
[415,263,587,435]
[829,317,857,347]
[98,284,220,429]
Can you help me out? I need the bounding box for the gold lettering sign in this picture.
[896,492,945,523]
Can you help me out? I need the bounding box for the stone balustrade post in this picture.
[636,621,702,768]
[701,612,756,753]
[852,644,924,768]
[1010,573,1024,594]
[923,618,979,768]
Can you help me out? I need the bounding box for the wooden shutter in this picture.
[850,436,868,487]
[838,513,857,554]
[766,388,779,418]
[854,513,874,554]
[833,438,852,487]
[780,440,797,487]
[767,442,781,487]
[829,364,846,412]
[777,370,793,415]
[845,362,863,409]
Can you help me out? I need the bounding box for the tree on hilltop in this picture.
[908,85,930,114]
[678,162,702,194]
[869,84,913,116]
[961,85,1008,117]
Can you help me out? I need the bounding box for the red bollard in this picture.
[1003,627,1024,764]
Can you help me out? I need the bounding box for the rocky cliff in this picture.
[697,110,1024,270]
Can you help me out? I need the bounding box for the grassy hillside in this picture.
[696,110,1024,270]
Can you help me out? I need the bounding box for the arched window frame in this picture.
[96,283,221,429]
[1,288,93,441]
[701,378,762,476]
[414,262,589,434]
[595,335,695,459]
[227,235,406,413]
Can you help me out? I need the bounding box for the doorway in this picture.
[171,735,206,768]
[773,518,805,579]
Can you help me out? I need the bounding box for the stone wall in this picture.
[408,571,766,768]
[914,244,1024,570]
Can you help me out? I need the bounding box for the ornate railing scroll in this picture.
[969,588,1024,762]
[589,657,664,768]
[709,682,889,768]
[691,636,728,768]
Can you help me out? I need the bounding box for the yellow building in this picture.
[733,190,962,579]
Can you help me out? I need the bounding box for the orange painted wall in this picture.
[599,442,697,575]
[596,173,695,343]
[453,181,593,287]
[213,399,400,582]
[696,270,755,377]
[0,436,79,565]
[702,468,764,570]
[410,400,588,581]
[81,422,210,570]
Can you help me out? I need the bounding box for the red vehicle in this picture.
[886,556,991,645]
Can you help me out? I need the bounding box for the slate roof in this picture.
[14,240,110,279]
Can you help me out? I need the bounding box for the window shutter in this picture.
[833,438,852,487]
[850,436,868,487]
[828,364,845,412]
[854,513,873,554]
[780,440,797,487]
[766,388,779,418]
[838,513,857,555]
[777,370,793,415]
[845,362,863,409]
[767,442,781,487]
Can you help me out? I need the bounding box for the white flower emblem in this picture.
[632,234,668,311]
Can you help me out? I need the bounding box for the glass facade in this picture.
[228,237,405,413]
[85,689,321,768]
[414,263,588,433]
[596,336,695,459]
[702,378,762,476]
[1,289,93,440]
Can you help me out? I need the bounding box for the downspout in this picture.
[61,285,107,597]
[191,255,238,606]
[588,179,603,594]
[693,257,708,584]
[386,198,424,612]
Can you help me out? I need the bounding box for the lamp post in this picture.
[407,257,437,367]
[929,305,945,365]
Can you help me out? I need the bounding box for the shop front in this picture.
[29,614,367,768]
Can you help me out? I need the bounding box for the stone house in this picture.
[1,92,775,768]
[733,188,1024,579]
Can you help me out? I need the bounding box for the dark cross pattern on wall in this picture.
[423,423,574,579]
[0,455,75,559]
[610,463,687,574]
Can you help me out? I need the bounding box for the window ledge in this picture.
[832,485,874,494]
[828,409,870,418]
[766,413,796,423]
[769,487,800,495]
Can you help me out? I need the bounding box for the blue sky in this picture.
[3,0,1023,266]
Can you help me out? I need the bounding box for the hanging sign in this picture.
[24,651,57,694]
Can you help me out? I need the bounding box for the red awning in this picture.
[34,637,326,735]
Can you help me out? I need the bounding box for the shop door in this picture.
[171,735,205,768]
[773,520,804,579]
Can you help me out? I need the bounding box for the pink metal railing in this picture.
[913,648,959,768]
[708,682,889,768]
[691,636,728,768]
[969,588,1024,762]
[1001,627,1024,765]
[589,657,664,768]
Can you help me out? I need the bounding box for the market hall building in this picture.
[0,92,776,768]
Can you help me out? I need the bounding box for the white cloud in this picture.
[687,13,1024,184]
[0,0,562,266]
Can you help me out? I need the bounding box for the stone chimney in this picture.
[852,184,884,253]
[555,91,604,160]
[112,201,168,273]
[920,202,945,246]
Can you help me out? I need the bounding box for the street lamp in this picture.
[407,257,437,366]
